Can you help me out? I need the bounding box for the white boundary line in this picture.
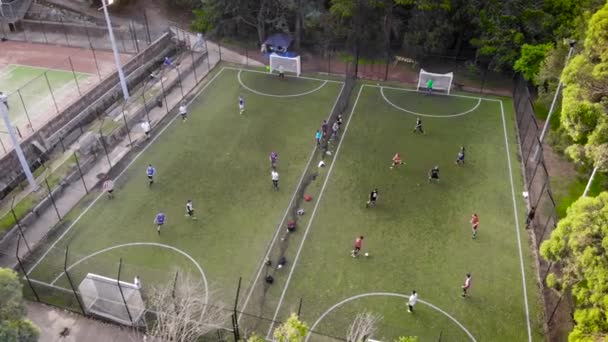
[380,86,482,118]
[26,67,228,276]
[265,86,365,339]
[223,66,343,84]
[238,82,346,321]
[8,63,96,77]
[306,292,477,342]
[500,101,532,341]
[0,65,18,80]
[48,242,209,307]
[367,84,502,102]
[237,69,328,98]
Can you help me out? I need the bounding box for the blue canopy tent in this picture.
[262,33,297,58]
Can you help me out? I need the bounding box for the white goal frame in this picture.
[269,53,301,77]
[417,69,454,94]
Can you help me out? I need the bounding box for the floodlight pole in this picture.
[582,166,599,197]
[101,0,130,101]
[0,102,37,190]
[538,41,576,145]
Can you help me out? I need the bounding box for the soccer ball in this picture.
[364,253,369,257]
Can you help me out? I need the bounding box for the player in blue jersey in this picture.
[455,146,466,165]
[239,96,245,115]
[147,164,156,186]
[269,151,278,168]
[154,212,166,234]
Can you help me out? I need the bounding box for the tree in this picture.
[395,337,419,342]
[273,313,309,342]
[247,333,266,342]
[146,273,229,342]
[346,311,382,342]
[0,268,39,342]
[540,192,608,341]
[559,2,608,167]
[514,43,554,83]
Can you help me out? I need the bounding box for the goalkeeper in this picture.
[427,78,434,95]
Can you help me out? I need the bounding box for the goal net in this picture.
[269,53,301,77]
[417,69,454,94]
[78,273,145,326]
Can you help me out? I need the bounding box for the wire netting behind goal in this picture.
[78,273,145,326]
[417,69,454,94]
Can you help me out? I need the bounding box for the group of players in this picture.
[354,116,476,299]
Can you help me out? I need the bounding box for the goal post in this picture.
[417,69,454,94]
[78,273,145,326]
[269,53,301,77]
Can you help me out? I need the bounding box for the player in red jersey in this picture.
[470,213,479,239]
[461,273,472,297]
[351,236,364,258]
[390,153,405,169]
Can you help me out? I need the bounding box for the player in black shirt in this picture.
[366,188,379,208]
[428,166,440,183]
[413,117,425,134]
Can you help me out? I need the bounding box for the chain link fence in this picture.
[513,76,573,340]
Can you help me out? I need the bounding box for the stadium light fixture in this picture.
[100,0,130,101]
[0,102,37,190]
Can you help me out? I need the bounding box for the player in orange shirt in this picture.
[470,213,479,239]
[390,153,405,169]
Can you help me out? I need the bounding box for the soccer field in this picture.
[22,66,542,341]
[241,85,543,341]
[23,66,343,317]
[0,64,89,132]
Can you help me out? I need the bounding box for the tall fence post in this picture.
[64,245,87,315]
[11,196,31,253]
[73,152,88,194]
[68,57,82,96]
[233,277,241,339]
[121,105,133,146]
[158,76,170,114]
[176,66,184,98]
[17,90,33,132]
[44,178,61,221]
[43,72,60,114]
[16,235,40,302]
[117,258,135,325]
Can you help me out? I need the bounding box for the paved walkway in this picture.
[27,302,145,342]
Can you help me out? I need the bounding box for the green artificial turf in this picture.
[25,67,343,314]
[0,64,89,129]
[24,68,543,341]
[265,86,543,341]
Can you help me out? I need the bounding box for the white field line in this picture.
[0,65,18,80]
[238,81,346,322]
[48,242,209,308]
[8,63,96,76]
[265,85,365,339]
[380,86,481,117]
[500,100,532,341]
[223,66,343,84]
[366,84,502,102]
[26,67,228,276]
[306,292,477,342]
[237,69,328,98]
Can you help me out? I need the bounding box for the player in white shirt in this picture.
[102,179,114,199]
[407,290,418,313]
[185,200,197,219]
[239,96,245,115]
[462,273,472,297]
[278,65,285,79]
[179,102,188,122]
[271,169,279,191]
[134,276,141,289]
[141,120,151,139]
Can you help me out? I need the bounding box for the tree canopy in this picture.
[188,0,599,72]
[0,268,39,342]
[540,192,608,341]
